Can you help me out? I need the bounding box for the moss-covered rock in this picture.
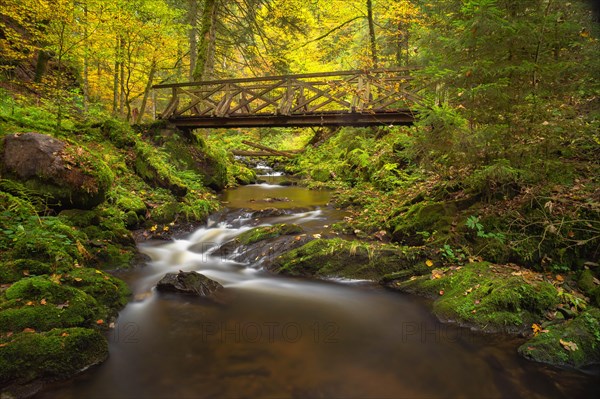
[0,276,106,332]
[237,224,304,246]
[577,269,600,307]
[271,238,428,280]
[133,141,188,197]
[390,201,460,245]
[0,133,113,209]
[65,268,130,312]
[9,217,89,268]
[519,308,600,369]
[0,260,53,284]
[389,262,559,334]
[0,328,108,387]
[57,209,136,269]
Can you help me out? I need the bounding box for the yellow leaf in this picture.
[559,339,578,352]
[40,299,47,305]
[556,275,564,282]
[74,277,83,282]
[426,259,433,267]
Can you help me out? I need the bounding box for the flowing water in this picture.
[38,165,599,399]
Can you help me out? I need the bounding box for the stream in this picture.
[37,165,599,399]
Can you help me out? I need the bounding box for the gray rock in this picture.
[156,271,226,302]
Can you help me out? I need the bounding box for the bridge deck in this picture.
[153,68,420,129]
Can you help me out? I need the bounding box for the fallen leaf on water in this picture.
[559,339,578,352]
[426,260,434,267]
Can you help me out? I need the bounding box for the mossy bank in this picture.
[0,97,253,396]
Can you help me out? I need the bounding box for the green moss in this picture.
[391,201,458,245]
[311,168,331,182]
[116,194,146,216]
[272,238,427,280]
[9,217,88,267]
[0,328,108,386]
[58,209,101,227]
[392,263,559,333]
[232,163,257,185]
[134,141,188,197]
[162,136,229,190]
[0,276,106,332]
[519,308,600,368]
[237,224,304,246]
[65,268,130,312]
[100,119,137,148]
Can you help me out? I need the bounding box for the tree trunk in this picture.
[188,0,199,81]
[119,38,126,116]
[112,36,120,115]
[366,0,378,68]
[33,50,51,83]
[193,0,218,81]
[83,3,89,112]
[137,62,157,124]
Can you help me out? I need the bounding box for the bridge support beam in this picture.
[169,111,415,129]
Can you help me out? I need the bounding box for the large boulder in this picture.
[156,271,227,302]
[0,132,113,209]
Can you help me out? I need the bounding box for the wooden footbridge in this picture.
[153,68,420,129]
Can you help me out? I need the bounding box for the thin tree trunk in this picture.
[83,3,89,112]
[112,36,120,115]
[119,38,126,115]
[188,0,199,81]
[366,0,378,68]
[55,22,66,133]
[137,62,157,124]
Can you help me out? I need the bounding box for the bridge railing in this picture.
[153,68,420,120]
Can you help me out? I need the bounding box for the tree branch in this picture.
[293,16,365,50]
